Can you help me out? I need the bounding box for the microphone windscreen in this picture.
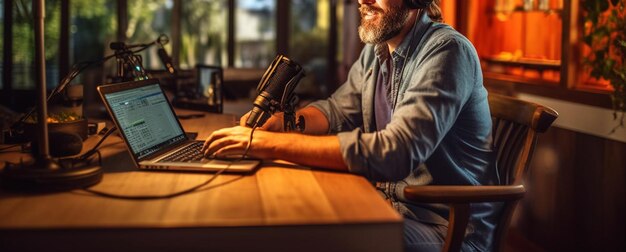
[264,60,300,100]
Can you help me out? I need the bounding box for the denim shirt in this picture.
[308,13,498,251]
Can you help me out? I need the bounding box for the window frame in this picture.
[0,0,341,109]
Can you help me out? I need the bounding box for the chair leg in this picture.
[442,203,470,252]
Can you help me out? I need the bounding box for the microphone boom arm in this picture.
[280,70,305,132]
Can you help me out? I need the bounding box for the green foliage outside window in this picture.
[127,0,172,70]
[180,0,227,68]
[10,0,61,89]
[582,0,626,129]
[12,0,60,62]
[70,0,116,64]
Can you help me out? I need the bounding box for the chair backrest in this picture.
[488,93,558,251]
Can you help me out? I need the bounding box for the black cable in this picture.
[243,124,258,157]
[78,126,118,161]
[82,164,229,200]
[80,123,259,200]
[59,150,103,170]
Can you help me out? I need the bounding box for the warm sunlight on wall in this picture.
[442,0,564,84]
[439,0,455,25]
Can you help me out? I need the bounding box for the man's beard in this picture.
[358,3,410,44]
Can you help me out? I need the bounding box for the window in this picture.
[289,0,342,98]
[180,0,228,68]
[444,0,614,110]
[70,0,116,65]
[466,0,563,85]
[12,0,62,90]
[70,0,116,82]
[235,0,276,68]
[1,0,341,110]
[577,2,617,92]
[127,0,173,70]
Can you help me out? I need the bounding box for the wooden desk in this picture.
[0,111,403,251]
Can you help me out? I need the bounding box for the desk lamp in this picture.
[0,0,102,191]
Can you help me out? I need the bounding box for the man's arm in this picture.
[297,106,330,135]
[202,126,347,171]
[239,106,330,135]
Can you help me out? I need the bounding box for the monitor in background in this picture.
[171,65,223,113]
[197,65,223,110]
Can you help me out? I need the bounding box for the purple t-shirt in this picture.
[374,58,392,130]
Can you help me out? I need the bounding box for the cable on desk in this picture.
[81,123,259,200]
[78,126,118,161]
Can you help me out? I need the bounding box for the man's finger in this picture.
[204,135,239,157]
[214,142,250,158]
[202,127,237,152]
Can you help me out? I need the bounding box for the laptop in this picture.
[97,79,260,173]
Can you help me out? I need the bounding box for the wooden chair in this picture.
[403,93,558,252]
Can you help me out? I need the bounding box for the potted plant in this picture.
[582,0,626,131]
[23,112,88,141]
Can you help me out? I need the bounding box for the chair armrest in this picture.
[403,184,526,204]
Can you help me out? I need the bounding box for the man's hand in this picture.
[202,126,272,159]
[202,125,347,172]
[239,111,285,132]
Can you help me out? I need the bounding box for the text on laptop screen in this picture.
[104,83,186,159]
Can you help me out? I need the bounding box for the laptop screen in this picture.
[104,83,186,159]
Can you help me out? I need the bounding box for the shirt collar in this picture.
[374,10,433,61]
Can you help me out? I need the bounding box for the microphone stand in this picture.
[0,0,102,191]
[111,43,150,83]
[280,70,306,132]
[282,98,305,132]
[109,34,171,83]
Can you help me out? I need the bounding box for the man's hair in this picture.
[425,0,443,23]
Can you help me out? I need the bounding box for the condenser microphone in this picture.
[156,34,176,75]
[245,55,304,128]
[157,47,176,75]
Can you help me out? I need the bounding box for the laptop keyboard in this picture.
[159,142,205,163]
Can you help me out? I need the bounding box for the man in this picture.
[203,0,498,251]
